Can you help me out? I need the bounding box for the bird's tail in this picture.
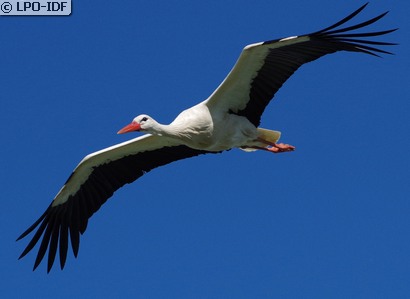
[241,128,281,152]
[257,128,281,143]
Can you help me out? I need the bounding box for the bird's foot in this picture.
[265,143,295,154]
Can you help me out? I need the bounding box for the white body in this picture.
[166,101,279,151]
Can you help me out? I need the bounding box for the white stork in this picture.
[17,3,396,272]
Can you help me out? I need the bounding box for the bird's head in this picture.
[117,114,155,134]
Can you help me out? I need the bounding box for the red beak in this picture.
[117,122,141,134]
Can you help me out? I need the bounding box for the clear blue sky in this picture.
[1,1,409,298]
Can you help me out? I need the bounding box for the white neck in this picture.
[146,121,183,138]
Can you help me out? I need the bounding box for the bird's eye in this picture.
[141,117,148,122]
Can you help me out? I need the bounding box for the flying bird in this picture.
[17,3,396,272]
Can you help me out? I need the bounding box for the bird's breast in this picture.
[171,104,258,151]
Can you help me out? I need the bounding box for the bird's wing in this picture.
[17,134,220,272]
[205,3,397,127]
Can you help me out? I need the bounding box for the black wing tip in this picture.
[17,203,71,273]
[313,3,394,34]
[311,3,397,56]
[16,204,52,242]
[18,251,28,260]
[387,28,399,34]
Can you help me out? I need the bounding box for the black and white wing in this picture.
[17,134,218,272]
[206,3,397,126]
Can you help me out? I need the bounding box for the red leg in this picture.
[256,137,295,154]
[265,143,295,153]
